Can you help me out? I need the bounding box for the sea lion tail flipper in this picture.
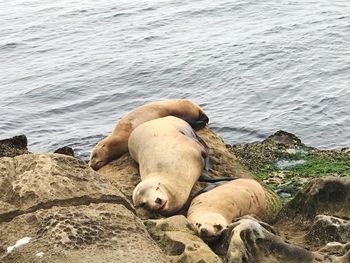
[191,112,209,130]
[198,174,238,183]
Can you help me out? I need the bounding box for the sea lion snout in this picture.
[132,180,169,211]
[200,227,209,236]
[89,143,108,170]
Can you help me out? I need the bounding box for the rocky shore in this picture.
[0,128,349,263]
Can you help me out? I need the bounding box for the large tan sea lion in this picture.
[89,99,208,170]
[129,116,207,215]
[187,179,267,241]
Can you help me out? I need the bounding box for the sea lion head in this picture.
[132,180,169,212]
[192,213,227,242]
[89,141,109,170]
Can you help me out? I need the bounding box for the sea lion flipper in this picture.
[194,134,210,171]
[191,121,207,130]
[193,181,228,197]
[191,112,209,130]
[198,174,238,183]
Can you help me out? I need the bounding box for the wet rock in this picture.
[264,130,302,148]
[0,153,168,263]
[54,146,75,157]
[305,215,350,246]
[276,176,350,222]
[0,135,30,158]
[230,130,305,173]
[144,215,222,262]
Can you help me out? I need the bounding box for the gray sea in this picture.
[1,0,349,159]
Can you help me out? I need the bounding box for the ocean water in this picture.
[1,0,349,159]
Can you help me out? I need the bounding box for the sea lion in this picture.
[187,178,267,242]
[89,99,208,170]
[129,116,207,215]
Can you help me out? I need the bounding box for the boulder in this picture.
[0,203,168,263]
[305,215,350,246]
[212,216,347,263]
[0,135,30,158]
[0,153,133,221]
[144,215,222,263]
[0,153,168,263]
[275,176,350,222]
[225,217,316,263]
[53,146,75,157]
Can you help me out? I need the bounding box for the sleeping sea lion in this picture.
[89,99,208,170]
[129,116,207,215]
[187,178,267,242]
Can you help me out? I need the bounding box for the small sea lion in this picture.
[89,99,208,170]
[187,178,267,242]
[129,116,207,215]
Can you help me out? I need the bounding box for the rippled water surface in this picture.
[1,0,349,158]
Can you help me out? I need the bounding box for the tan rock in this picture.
[0,153,168,263]
[0,153,133,222]
[0,203,168,263]
[145,215,222,263]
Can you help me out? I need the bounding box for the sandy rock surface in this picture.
[0,153,168,263]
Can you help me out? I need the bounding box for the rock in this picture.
[144,215,222,263]
[264,130,302,148]
[230,130,350,205]
[224,216,317,263]
[0,153,133,221]
[211,216,347,263]
[230,130,305,174]
[0,203,168,263]
[305,215,350,246]
[0,135,30,158]
[97,153,140,202]
[317,241,350,256]
[195,126,252,179]
[0,153,168,263]
[54,146,75,157]
[275,176,350,222]
[318,242,350,263]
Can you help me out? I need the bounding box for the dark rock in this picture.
[220,216,318,263]
[305,215,350,246]
[54,146,75,157]
[264,130,302,148]
[0,135,30,158]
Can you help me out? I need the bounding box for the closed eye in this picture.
[214,224,223,231]
[195,223,202,228]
